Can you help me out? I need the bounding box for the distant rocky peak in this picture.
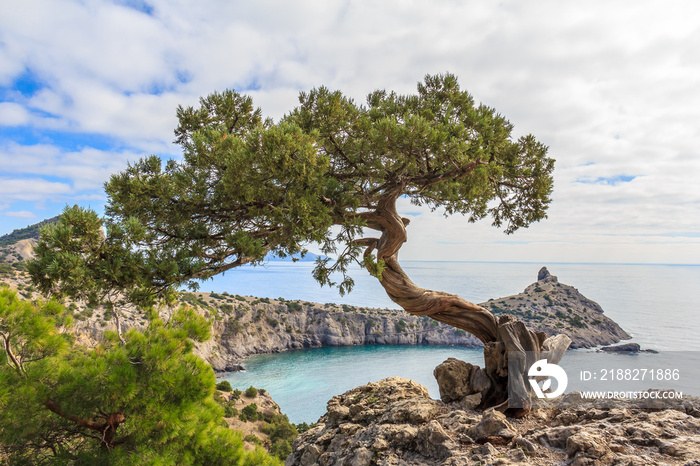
[537,266,557,283]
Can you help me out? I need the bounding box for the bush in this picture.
[216,380,232,392]
[231,389,242,400]
[269,439,292,460]
[223,405,237,417]
[244,434,261,445]
[295,422,314,434]
[0,263,13,275]
[245,386,258,398]
[240,403,262,422]
[261,414,299,460]
[285,302,302,312]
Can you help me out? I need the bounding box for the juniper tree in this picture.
[27,205,175,344]
[105,73,570,411]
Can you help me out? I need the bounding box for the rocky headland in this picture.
[197,266,630,370]
[288,376,700,465]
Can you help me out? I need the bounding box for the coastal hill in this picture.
[191,266,630,371]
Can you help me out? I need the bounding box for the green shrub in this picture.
[11,262,26,271]
[240,403,262,422]
[216,380,232,392]
[568,315,587,328]
[245,386,258,398]
[220,303,233,313]
[295,422,314,434]
[270,440,292,461]
[285,302,302,312]
[261,414,299,461]
[244,434,261,445]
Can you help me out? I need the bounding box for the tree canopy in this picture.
[105,73,553,297]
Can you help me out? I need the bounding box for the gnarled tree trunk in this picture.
[357,186,571,413]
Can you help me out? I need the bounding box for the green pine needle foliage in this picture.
[0,287,281,465]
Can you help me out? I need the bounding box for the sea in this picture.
[209,261,700,424]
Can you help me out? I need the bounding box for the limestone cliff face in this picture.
[192,295,482,371]
[199,267,630,369]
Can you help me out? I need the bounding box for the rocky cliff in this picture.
[0,266,630,371]
[198,267,629,369]
[288,376,700,465]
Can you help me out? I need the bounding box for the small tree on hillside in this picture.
[27,205,175,344]
[105,73,570,411]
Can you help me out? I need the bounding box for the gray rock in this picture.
[566,430,611,459]
[433,358,476,403]
[470,409,517,443]
[600,342,641,353]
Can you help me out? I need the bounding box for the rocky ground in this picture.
[288,376,700,466]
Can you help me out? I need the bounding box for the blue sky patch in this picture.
[576,175,637,186]
[0,127,125,152]
[114,0,154,16]
[2,69,45,99]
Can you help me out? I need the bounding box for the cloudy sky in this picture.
[1,0,699,264]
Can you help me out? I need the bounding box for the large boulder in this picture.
[433,357,490,405]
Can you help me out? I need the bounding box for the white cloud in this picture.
[0,102,30,126]
[1,0,699,262]
[4,210,36,218]
[0,143,139,193]
[0,177,73,202]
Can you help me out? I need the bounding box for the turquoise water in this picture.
[222,345,483,424]
[213,262,700,423]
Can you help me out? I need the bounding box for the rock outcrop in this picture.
[288,377,700,465]
[481,267,630,349]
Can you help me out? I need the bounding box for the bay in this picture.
[222,345,483,424]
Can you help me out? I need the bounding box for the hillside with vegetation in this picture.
[0,215,60,247]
